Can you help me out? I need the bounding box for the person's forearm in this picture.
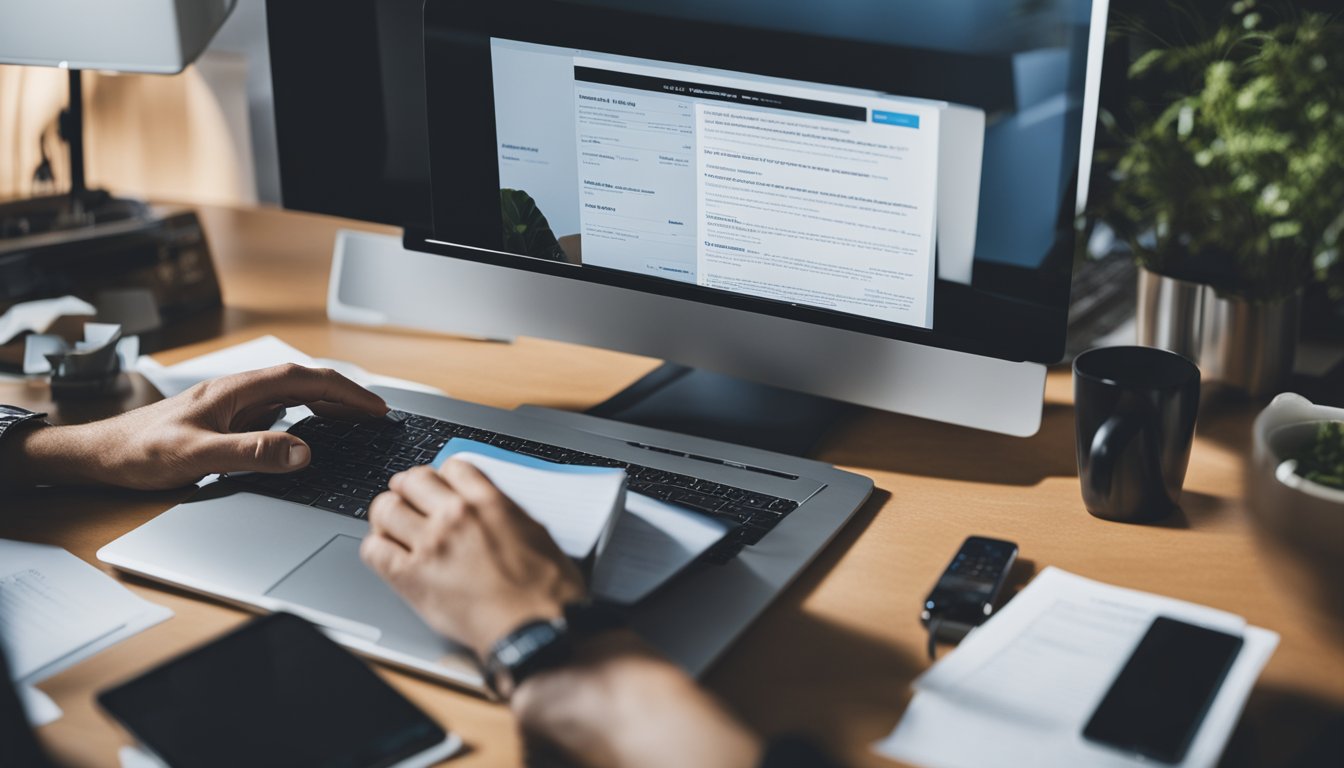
[0,423,109,488]
[511,630,762,768]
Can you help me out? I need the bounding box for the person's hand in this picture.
[1,364,388,490]
[361,459,586,658]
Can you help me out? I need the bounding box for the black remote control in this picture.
[921,536,1018,658]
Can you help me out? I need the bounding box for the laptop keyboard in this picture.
[233,411,800,563]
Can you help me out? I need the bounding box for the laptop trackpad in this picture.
[264,535,459,660]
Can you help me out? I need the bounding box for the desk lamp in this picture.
[0,0,236,335]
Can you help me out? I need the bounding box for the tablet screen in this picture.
[98,613,445,768]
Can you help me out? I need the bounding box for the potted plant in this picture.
[1249,393,1344,636]
[1094,1,1344,395]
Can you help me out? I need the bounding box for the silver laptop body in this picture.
[98,387,873,693]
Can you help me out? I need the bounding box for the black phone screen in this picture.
[97,613,445,768]
[1083,616,1244,764]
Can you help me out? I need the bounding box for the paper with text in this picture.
[0,539,172,687]
[591,492,729,604]
[875,568,1278,768]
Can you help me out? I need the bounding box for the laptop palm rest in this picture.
[264,534,464,661]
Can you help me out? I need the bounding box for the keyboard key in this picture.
[664,473,696,489]
[308,420,354,438]
[348,485,379,502]
[386,457,416,472]
[284,486,322,505]
[693,480,729,495]
[669,490,720,512]
[314,493,363,517]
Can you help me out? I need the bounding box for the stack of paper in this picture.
[875,568,1278,768]
[434,439,730,604]
[1,539,173,726]
[136,335,446,402]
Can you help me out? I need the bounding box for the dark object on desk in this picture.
[1074,346,1200,523]
[0,646,51,768]
[97,612,447,768]
[0,200,222,335]
[1083,616,1243,764]
[37,326,125,399]
[921,536,1018,659]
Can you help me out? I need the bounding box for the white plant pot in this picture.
[1248,393,1344,636]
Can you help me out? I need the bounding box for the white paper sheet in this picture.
[135,335,445,401]
[448,451,627,559]
[135,335,317,399]
[591,492,729,604]
[0,295,95,345]
[875,568,1278,768]
[0,539,173,688]
[18,684,62,727]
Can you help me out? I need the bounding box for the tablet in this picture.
[98,613,450,768]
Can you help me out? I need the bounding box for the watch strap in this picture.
[482,618,571,701]
[482,599,627,700]
[0,406,48,444]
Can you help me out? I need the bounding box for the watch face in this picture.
[486,619,569,700]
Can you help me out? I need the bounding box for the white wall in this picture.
[203,0,279,204]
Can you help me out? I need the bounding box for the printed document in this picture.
[875,568,1278,768]
[0,539,173,725]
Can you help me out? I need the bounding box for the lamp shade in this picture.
[0,0,235,74]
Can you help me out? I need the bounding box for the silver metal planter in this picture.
[1136,267,1299,397]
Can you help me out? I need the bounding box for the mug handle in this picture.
[1087,401,1165,500]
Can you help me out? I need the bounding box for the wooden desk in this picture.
[4,205,1341,767]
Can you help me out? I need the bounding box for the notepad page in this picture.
[447,452,626,559]
[591,492,729,604]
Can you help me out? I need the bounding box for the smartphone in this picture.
[98,613,447,768]
[920,536,1018,632]
[1083,616,1244,764]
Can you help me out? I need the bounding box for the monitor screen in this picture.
[268,0,432,230]
[414,0,1099,364]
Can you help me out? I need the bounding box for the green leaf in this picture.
[1294,421,1344,490]
[499,189,569,262]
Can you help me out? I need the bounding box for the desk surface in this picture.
[4,204,1342,767]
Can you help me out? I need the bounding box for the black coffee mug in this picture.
[1074,346,1200,523]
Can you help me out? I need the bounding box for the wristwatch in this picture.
[481,598,625,701]
[0,406,48,445]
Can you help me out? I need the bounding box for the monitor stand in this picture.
[586,363,855,457]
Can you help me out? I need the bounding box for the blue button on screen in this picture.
[872,110,919,128]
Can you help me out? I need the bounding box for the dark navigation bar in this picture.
[574,66,865,122]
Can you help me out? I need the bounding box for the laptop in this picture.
[98,387,872,692]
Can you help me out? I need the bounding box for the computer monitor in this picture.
[270,0,1108,441]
